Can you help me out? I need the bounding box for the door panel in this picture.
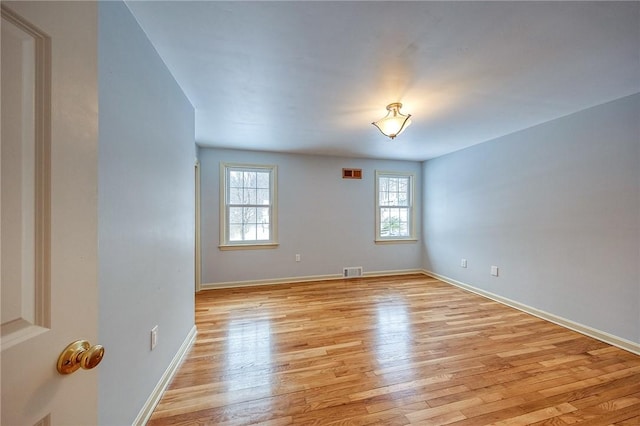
[1,1,49,351]
[1,2,99,425]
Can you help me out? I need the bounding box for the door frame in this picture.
[195,160,202,292]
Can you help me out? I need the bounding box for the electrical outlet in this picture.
[151,325,158,350]
[461,258,467,268]
[295,254,301,262]
[491,265,499,277]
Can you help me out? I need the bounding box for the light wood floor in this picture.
[148,275,640,425]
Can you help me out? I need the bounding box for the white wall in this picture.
[98,2,195,424]
[422,93,640,345]
[200,148,422,285]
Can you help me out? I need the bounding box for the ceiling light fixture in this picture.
[372,102,412,139]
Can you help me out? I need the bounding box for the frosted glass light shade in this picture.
[372,102,412,139]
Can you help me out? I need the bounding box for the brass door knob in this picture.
[57,340,105,375]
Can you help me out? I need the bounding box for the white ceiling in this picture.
[125,1,640,161]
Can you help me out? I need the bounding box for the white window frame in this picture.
[219,162,278,250]
[375,171,417,243]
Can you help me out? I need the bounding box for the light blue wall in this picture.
[422,93,640,344]
[98,2,195,424]
[200,149,422,285]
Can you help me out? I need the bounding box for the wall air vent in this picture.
[342,168,362,179]
[343,267,363,278]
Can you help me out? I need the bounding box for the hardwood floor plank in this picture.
[147,275,640,425]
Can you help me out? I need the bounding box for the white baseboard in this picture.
[422,269,640,356]
[201,273,342,289]
[133,325,197,426]
[363,268,424,278]
[201,269,424,290]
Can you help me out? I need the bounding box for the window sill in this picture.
[374,238,418,245]
[219,243,279,251]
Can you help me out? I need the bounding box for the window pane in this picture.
[245,224,254,240]
[256,207,270,224]
[229,187,243,204]
[245,188,257,205]
[379,192,389,206]
[229,207,244,224]
[229,224,244,241]
[244,207,257,224]
[392,208,401,236]
[380,208,392,237]
[399,223,408,235]
[229,171,243,188]
[242,171,255,188]
[256,220,270,240]
[230,207,257,226]
[256,172,270,189]
[379,177,389,192]
[257,189,270,205]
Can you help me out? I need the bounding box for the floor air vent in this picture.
[343,267,363,278]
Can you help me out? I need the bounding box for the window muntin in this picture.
[221,163,277,248]
[376,171,415,241]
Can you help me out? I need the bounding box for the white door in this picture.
[1,2,100,425]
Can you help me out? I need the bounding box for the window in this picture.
[375,171,415,242]
[220,163,277,249]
